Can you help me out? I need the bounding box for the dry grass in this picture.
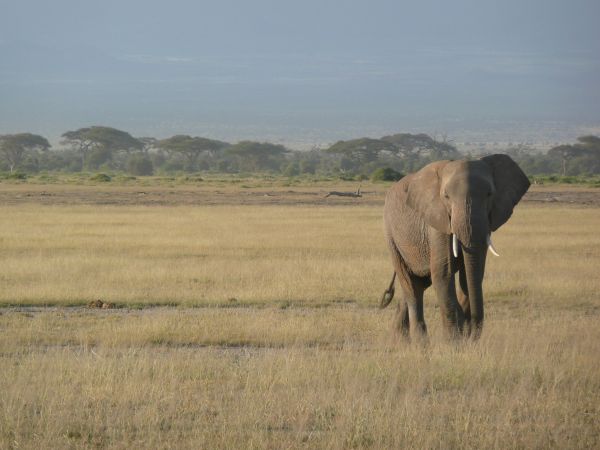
[0,204,389,306]
[0,203,599,308]
[1,307,598,449]
[0,198,599,448]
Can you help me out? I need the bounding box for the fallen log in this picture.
[324,186,362,198]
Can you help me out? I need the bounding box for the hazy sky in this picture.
[1,0,599,143]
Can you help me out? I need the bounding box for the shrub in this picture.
[181,175,204,182]
[0,171,27,180]
[6,172,28,180]
[90,173,111,182]
[371,167,404,182]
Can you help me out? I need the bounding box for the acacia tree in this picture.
[326,138,396,172]
[61,126,143,169]
[226,141,289,172]
[61,128,97,168]
[0,133,50,172]
[138,137,158,155]
[323,133,461,174]
[327,138,395,160]
[548,135,600,175]
[158,135,229,171]
[577,135,600,148]
[381,133,459,159]
[547,145,578,176]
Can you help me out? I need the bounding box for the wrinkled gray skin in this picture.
[381,154,530,341]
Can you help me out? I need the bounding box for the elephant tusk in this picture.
[487,234,500,257]
[452,234,459,258]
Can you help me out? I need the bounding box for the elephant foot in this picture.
[462,320,472,338]
[393,321,410,342]
[443,326,464,341]
[409,322,428,347]
[469,322,483,340]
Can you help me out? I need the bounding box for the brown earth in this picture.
[521,187,600,206]
[0,184,598,207]
[0,184,384,207]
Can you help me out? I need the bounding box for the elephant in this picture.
[380,154,530,341]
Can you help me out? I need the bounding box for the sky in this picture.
[1,0,599,146]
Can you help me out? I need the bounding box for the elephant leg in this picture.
[432,275,464,338]
[386,237,428,343]
[430,234,465,338]
[457,261,472,337]
[402,280,428,343]
[456,253,486,338]
[393,279,427,343]
[393,299,410,341]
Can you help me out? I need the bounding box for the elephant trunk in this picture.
[451,202,488,338]
[463,245,486,338]
[451,202,488,250]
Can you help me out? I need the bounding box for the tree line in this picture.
[1,126,599,180]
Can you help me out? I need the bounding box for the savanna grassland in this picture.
[0,179,599,449]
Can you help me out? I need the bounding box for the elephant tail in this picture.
[379,272,396,309]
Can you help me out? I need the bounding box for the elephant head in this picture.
[405,154,530,249]
[404,154,530,333]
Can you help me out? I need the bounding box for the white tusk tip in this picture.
[487,234,500,257]
[452,234,459,258]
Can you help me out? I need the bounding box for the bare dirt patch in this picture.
[522,186,600,206]
[0,184,386,207]
[0,183,598,207]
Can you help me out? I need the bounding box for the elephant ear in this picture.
[481,154,530,231]
[405,161,451,234]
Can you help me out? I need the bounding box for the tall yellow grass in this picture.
[1,307,598,448]
[1,204,598,307]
